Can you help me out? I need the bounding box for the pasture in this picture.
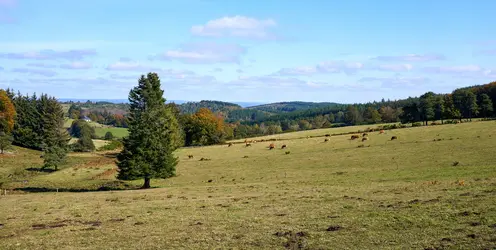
[93,127,129,139]
[1,121,495,249]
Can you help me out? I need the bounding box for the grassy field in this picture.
[0,121,495,249]
[63,118,129,139]
[93,127,129,139]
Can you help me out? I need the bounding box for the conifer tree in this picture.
[116,73,182,189]
[39,94,70,170]
[73,125,95,152]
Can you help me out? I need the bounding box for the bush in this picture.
[72,135,95,152]
[104,132,114,140]
[97,140,123,151]
[412,122,422,127]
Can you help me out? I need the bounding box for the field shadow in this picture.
[25,167,56,173]
[102,152,119,159]
[14,181,143,193]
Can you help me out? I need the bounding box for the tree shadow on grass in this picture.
[102,152,119,159]
[25,167,57,173]
[13,181,147,193]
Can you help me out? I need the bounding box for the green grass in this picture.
[94,127,129,139]
[0,121,495,249]
[64,118,129,139]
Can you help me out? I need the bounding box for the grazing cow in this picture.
[245,143,252,147]
[351,135,360,140]
[362,137,368,142]
[188,155,194,159]
[325,134,331,137]
[281,144,287,149]
[228,142,233,147]
[362,133,368,137]
[379,130,385,134]
[324,138,329,142]
[269,143,275,150]
[391,136,398,140]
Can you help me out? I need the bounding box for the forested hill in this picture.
[178,100,242,114]
[248,101,342,113]
[56,81,496,132]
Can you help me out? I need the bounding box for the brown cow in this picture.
[324,138,329,142]
[379,130,385,134]
[281,144,287,149]
[245,143,252,147]
[351,135,360,140]
[362,137,368,142]
[228,142,233,147]
[362,133,368,137]
[391,136,398,140]
[269,143,275,150]
[188,155,194,159]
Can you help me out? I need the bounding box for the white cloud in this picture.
[60,61,92,70]
[12,68,58,77]
[422,65,482,74]
[372,54,446,62]
[0,49,97,60]
[26,63,57,68]
[370,64,413,72]
[359,76,430,88]
[151,42,246,64]
[191,16,278,40]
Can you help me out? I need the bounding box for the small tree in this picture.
[116,73,182,189]
[0,131,13,154]
[69,119,96,138]
[104,131,114,140]
[419,92,435,125]
[364,107,382,124]
[73,125,95,152]
[479,93,494,118]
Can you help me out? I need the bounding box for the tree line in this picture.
[2,90,70,169]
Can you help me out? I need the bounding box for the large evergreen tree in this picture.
[39,94,71,170]
[116,73,182,189]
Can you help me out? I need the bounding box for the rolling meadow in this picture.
[1,121,495,249]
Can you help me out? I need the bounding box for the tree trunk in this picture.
[142,177,151,189]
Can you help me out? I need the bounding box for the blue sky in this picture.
[1,0,495,103]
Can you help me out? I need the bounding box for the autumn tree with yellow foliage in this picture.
[182,107,228,146]
[0,89,16,153]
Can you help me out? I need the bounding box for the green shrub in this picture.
[97,140,123,151]
[104,132,114,140]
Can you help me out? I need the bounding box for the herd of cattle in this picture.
[225,129,398,150]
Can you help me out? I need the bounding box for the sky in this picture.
[1,0,496,104]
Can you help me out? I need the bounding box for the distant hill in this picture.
[58,99,265,107]
[178,100,242,114]
[58,99,347,123]
[248,101,342,113]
